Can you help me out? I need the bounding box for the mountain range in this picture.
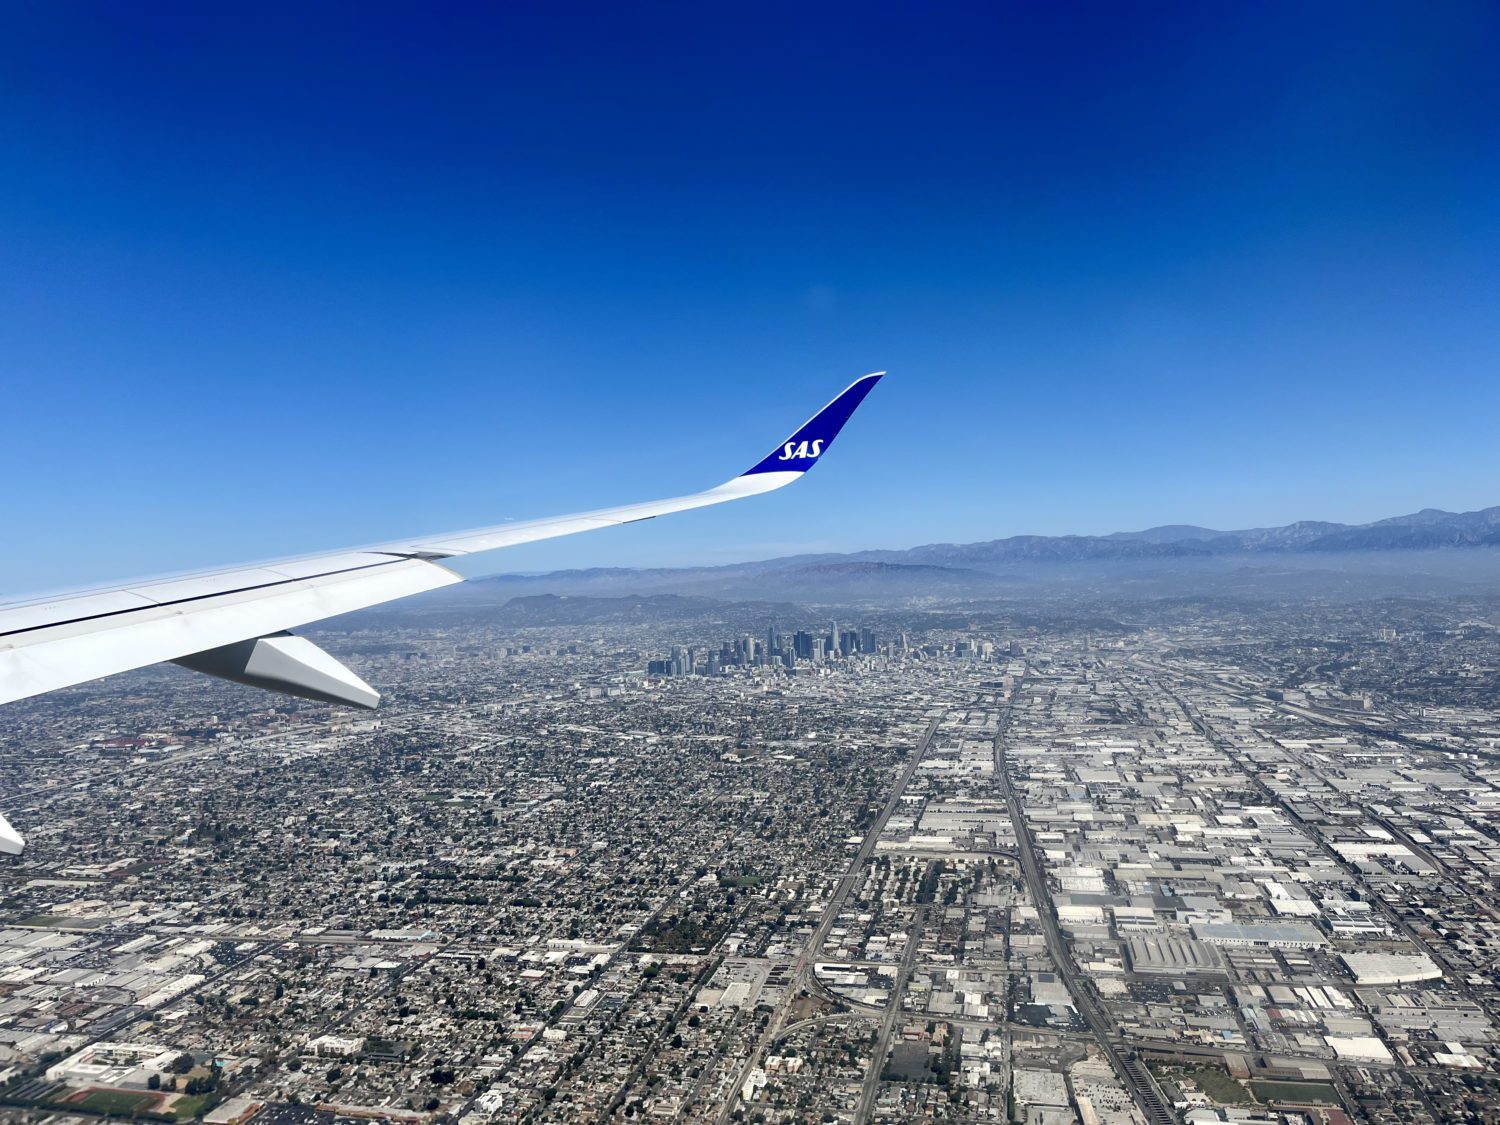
[466,505,1500,604]
[868,505,1500,565]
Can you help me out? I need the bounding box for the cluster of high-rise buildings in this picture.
[646,621,889,675]
[644,622,1012,677]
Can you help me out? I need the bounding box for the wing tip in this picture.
[741,371,885,477]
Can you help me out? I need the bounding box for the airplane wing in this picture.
[0,373,883,850]
[1,372,883,711]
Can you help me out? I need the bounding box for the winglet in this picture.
[742,372,885,476]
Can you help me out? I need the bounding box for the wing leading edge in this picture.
[0,373,884,852]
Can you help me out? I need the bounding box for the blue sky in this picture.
[3,2,1497,591]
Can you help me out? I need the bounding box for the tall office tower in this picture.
[793,630,813,660]
[767,624,779,659]
[860,627,877,654]
[670,645,686,676]
[813,638,825,663]
[706,652,720,676]
[829,620,838,657]
[686,647,696,675]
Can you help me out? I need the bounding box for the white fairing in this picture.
[0,815,22,857]
[175,632,382,710]
[0,373,885,851]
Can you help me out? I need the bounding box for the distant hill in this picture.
[468,505,1500,604]
[488,592,806,625]
[827,506,1500,567]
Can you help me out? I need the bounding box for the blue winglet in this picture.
[742,372,885,476]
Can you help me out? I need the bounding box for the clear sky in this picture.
[3,2,1498,592]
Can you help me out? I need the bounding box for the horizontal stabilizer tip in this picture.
[175,632,381,709]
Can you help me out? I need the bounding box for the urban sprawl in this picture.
[0,596,1498,1125]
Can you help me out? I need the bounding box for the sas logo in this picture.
[777,439,825,461]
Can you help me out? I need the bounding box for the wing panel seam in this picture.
[0,558,409,642]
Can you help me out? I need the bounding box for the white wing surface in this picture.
[1,373,882,713]
[0,373,883,852]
